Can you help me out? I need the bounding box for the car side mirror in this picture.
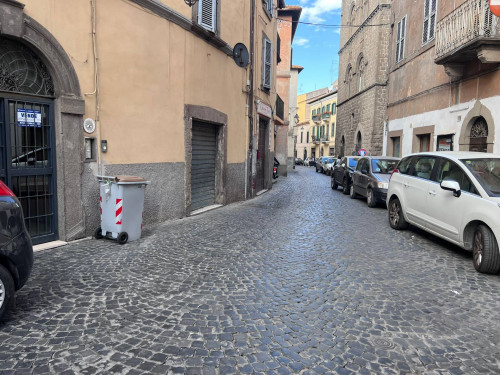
[361,169,368,175]
[441,180,461,197]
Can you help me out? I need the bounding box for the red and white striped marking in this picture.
[116,198,123,225]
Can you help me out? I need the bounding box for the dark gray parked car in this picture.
[350,156,400,207]
[331,156,361,194]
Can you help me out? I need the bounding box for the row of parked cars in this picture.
[326,152,500,275]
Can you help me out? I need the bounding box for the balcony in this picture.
[276,94,284,122]
[312,114,321,123]
[311,135,320,144]
[322,112,331,120]
[435,0,500,76]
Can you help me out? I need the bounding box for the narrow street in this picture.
[1,166,500,375]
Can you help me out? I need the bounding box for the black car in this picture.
[295,157,304,165]
[350,156,400,207]
[0,180,33,320]
[331,156,361,194]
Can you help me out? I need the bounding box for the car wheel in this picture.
[388,198,409,230]
[350,184,358,199]
[94,227,103,239]
[367,189,376,208]
[0,264,15,321]
[117,232,128,245]
[472,225,500,274]
[342,177,349,195]
[331,177,338,190]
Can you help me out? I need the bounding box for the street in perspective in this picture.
[1,167,499,375]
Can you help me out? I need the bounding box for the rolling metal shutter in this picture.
[191,122,217,211]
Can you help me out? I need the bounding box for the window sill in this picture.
[191,24,232,55]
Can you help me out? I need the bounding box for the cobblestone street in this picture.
[1,166,500,375]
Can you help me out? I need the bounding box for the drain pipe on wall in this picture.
[84,0,102,175]
[247,0,256,199]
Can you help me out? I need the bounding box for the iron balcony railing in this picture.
[276,94,284,121]
[435,0,499,60]
[312,114,321,122]
[322,112,331,120]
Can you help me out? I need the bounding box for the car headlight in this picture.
[377,182,389,189]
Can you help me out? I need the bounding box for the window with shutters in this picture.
[396,16,406,63]
[422,0,437,45]
[263,0,274,18]
[262,37,272,90]
[198,0,217,33]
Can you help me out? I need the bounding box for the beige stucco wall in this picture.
[23,0,250,165]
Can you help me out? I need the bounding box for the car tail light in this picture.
[0,180,14,197]
[389,169,399,182]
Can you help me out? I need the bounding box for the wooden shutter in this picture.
[198,0,216,32]
[263,38,272,89]
[422,0,430,44]
[400,17,406,60]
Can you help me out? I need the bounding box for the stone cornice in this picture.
[0,0,24,9]
[130,0,233,56]
[338,4,391,55]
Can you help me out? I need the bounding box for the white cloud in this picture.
[301,0,342,24]
[294,37,309,46]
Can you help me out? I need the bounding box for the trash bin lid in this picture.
[115,175,146,182]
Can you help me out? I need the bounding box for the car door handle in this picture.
[404,182,410,188]
[428,190,437,196]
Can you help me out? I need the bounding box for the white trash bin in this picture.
[95,175,150,244]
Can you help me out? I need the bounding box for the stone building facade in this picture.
[336,0,392,157]
[386,0,500,156]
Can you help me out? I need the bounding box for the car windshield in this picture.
[371,159,398,174]
[461,158,500,196]
[348,159,358,168]
[327,158,335,163]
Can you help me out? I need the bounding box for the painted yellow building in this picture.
[0,0,284,244]
[294,86,338,162]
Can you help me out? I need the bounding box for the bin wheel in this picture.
[94,227,103,239]
[117,232,128,245]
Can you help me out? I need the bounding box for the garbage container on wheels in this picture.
[95,175,150,244]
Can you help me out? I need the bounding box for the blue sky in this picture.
[286,0,343,95]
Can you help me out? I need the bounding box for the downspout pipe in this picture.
[248,0,256,199]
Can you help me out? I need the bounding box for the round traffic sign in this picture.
[490,0,500,17]
[358,148,367,156]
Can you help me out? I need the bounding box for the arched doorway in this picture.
[469,117,488,152]
[355,131,362,154]
[0,38,57,244]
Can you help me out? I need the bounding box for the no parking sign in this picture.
[490,0,500,17]
[357,148,367,156]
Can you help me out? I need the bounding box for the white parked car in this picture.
[386,152,500,274]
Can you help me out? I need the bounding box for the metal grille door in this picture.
[191,122,217,211]
[0,99,57,245]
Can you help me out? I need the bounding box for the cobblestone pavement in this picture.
[1,166,500,375]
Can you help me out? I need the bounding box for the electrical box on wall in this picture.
[85,138,96,161]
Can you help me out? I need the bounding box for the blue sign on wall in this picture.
[17,109,42,127]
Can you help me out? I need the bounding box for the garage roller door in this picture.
[191,122,217,211]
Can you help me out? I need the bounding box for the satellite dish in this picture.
[233,43,249,68]
[83,118,96,134]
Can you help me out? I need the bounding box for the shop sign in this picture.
[257,101,272,119]
[490,0,500,16]
[438,138,452,151]
[17,109,42,127]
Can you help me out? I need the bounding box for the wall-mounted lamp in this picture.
[184,0,199,6]
[101,140,108,153]
[294,114,300,124]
